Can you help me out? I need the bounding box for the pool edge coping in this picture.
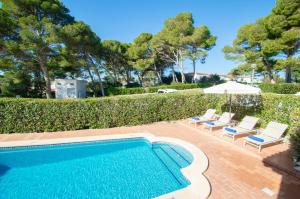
[0,132,211,199]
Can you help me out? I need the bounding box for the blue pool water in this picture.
[0,138,192,199]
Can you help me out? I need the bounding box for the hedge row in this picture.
[0,93,299,134]
[147,83,210,93]
[105,87,145,96]
[290,108,300,160]
[230,94,300,126]
[105,83,300,96]
[0,93,222,133]
[105,83,209,96]
[259,83,300,94]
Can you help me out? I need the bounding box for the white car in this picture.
[295,92,300,96]
[157,89,178,93]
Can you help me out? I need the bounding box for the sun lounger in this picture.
[189,109,216,127]
[203,112,235,132]
[244,121,288,152]
[222,116,259,141]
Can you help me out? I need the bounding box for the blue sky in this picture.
[62,0,275,75]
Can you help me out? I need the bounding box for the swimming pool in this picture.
[0,138,193,199]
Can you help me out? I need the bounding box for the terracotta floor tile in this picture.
[0,120,299,199]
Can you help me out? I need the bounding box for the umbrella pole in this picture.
[229,94,232,121]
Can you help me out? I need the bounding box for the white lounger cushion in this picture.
[202,109,216,120]
[245,121,288,145]
[190,109,216,122]
[204,112,235,127]
[262,121,288,139]
[245,134,278,145]
[238,116,259,130]
[224,116,259,134]
[224,126,253,134]
[206,121,226,127]
[218,112,235,124]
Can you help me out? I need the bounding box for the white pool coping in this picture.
[0,133,211,199]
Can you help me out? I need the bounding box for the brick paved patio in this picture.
[0,120,299,199]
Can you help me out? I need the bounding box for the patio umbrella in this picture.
[203,81,261,117]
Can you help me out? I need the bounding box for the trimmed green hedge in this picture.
[257,94,300,128]
[259,83,300,94]
[105,87,146,96]
[0,93,222,133]
[106,83,300,96]
[290,108,300,160]
[147,83,210,93]
[0,93,299,134]
[230,94,300,127]
[106,83,209,96]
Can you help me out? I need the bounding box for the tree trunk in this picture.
[156,71,162,84]
[285,66,292,83]
[88,55,105,96]
[153,63,162,84]
[179,60,185,83]
[267,68,274,83]
[126,70,130,85]
[114,72,118,84]
[137,73,143,87]
[192,59,196,83]
[180,70,185,83]
[263,59,274,83]
[111,65,118,85]
[285,54,293,83]
[32,71,44,98]
[99,79,105,97]
[177,50,185,83]
[40,62,52,99]
[94,67,105,96]
[87,67,97,97]
[171,66,178,83]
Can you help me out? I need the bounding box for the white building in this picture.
[53,79,87,99]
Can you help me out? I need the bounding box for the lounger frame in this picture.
[223,128,257,141]
[204,112,235,132]
[243,121,288,152]
[189,109,216,128]
[222,116,260,141]
[243,136,284,152]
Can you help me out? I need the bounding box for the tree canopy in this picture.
[152,12,216,83]
[2,0,299,99]
[224,0,300,83]
[1,0,75,98]
[0,2,213,98]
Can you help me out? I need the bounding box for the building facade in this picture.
[53,79,87,99]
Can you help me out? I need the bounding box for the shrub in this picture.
[290,108,300,161]
[257,94,300,128]
[0,93,223,133]
[225,95,263,120]
[106,83,210,96]
[0,93,299,134]
[106,87,146,96]
[147,83,209,93]
[259,83,300,94]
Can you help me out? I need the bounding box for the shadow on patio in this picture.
[263,148,300,199]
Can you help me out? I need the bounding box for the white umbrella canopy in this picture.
[203,81,261,94]
[203,81,261,119]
